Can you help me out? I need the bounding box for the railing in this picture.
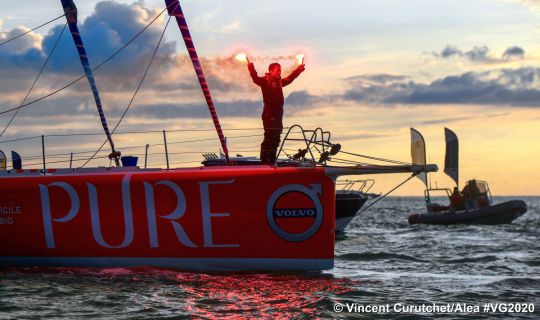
[337,179,376,193]
[0,127,270,172]
[276,124,342,166]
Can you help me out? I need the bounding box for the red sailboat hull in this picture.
[0,166,336,271]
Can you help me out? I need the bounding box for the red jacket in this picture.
[248,63,304,124]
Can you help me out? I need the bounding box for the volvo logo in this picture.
[266,184,323,242]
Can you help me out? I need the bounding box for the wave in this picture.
[336,252,425,262]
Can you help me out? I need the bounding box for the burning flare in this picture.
[296,53,304,65]
[235,52,249,63]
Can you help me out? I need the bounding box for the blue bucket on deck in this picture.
[121,156,138,167]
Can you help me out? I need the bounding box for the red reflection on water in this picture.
[0,267,356,317]
[175,273,354,318]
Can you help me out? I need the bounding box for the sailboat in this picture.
[0,0,437,271]
[408,128,527,225]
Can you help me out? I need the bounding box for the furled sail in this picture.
[410,128,427,187]
[60,0,119,166]
[164,0,229,162]
[0,150,5,170]
[444,127,459,187]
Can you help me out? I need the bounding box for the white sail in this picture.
[410,128,427,187]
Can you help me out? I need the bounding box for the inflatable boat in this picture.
[409,199,527,225]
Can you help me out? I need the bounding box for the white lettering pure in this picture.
[144,180,197,248]
[39,182,80,248]
[38,176,241,250]
[86,175,134,248]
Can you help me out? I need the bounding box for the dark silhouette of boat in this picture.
[408,128,527,225]
[335,180,378,233]
[409,198,527,225]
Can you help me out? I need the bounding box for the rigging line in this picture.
[0,127,272,145]
[0,4,171,117]
[339,150,411,165]
[356,173,417,215]
[80,15,173,168]
[118,134,262,150]
[0,128,256,142]
[0,14,66,47]
[328,158,373,166]
[166,134,262,146]
[23,154,111,167]
[80,133,261,158]
[0,135,41,144]
[10,127,286,138]
[147,160,201,167]
[0,23,68,140]
[10,149,214,163]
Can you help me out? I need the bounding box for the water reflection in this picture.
[0,267,356,318]
[176,272,353,318]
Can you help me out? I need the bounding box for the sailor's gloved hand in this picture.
[297,64,306,72]
[248,62,254,69]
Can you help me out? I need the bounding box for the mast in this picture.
[164,0,230,162]
[60,0,120,166]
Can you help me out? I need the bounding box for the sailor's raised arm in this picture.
[248,62,265,87]
[282,64,305,87]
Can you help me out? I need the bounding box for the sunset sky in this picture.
[1,0,539,195]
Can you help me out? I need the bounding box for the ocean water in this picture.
[0,196,538,319]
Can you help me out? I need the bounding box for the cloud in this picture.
[343,68,540,106]
[420,116,477,125]
[130,99,262,119]
[0,1,175,82]
[518,0,540,9]
[129,91,324,120]
[439,45,462,58]
[431,45,526,63]
[0,25,43,53]
[502,46,525,60]
[346,74,409,85]
[464,46,493,62]
[284,90,332,111]
[500,68,539,87]
[419,112,510,125]
[0,0,307,103]
[220,21,242,34]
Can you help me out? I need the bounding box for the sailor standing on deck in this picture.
[248,61,305,164]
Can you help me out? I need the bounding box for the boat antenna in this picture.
[60,0,120,166]
[164,0,230,162]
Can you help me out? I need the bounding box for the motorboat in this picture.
[408,128,527,225]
